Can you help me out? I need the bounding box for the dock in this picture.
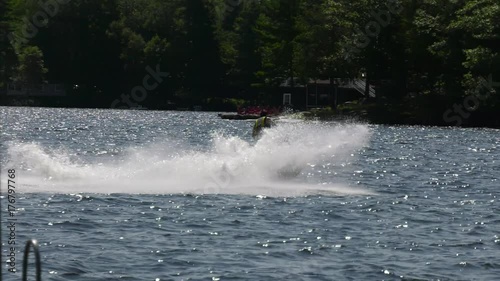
[218,114,260,120]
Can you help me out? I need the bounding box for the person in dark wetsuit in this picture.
[252,110,273,139]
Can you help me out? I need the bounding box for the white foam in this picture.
[4,122,375,196]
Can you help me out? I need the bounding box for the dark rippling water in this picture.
[1,107,499,281]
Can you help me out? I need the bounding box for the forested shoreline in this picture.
[1,0,499,127]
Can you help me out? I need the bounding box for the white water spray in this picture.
[4,122,374,196]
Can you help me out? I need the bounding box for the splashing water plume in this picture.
[5,122,374,196]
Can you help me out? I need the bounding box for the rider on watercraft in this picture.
[252,110,273,139]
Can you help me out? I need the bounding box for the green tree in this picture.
[0,1,15,87]
[14,45,47,84]
[253,0,303,87]
[215,0,263,93]
[451,0,500,102]
[183,0,225,99]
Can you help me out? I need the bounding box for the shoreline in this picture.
[300,101,500,129]
[2,103,499,130]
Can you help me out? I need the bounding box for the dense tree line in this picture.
[0,0,499,123]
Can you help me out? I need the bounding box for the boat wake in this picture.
[3,122,374,196]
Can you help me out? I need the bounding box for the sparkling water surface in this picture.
[1,107,499,280]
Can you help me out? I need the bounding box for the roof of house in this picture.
[280,77,332,87]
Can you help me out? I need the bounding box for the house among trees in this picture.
[4,83,66,97]
[275,77,377,110]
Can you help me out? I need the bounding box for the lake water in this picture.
[0,107,499,280]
